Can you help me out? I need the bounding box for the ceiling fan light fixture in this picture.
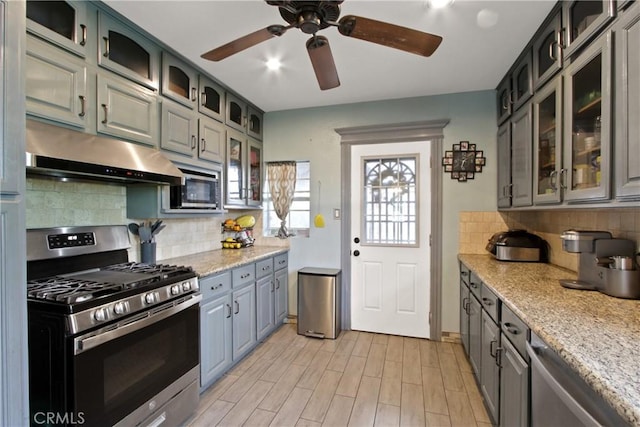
[266,58,282,70]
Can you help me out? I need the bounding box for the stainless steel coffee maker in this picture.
[560,230,640,299]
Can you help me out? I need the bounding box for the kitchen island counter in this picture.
[458,254,640,426]
[162,246,288,277]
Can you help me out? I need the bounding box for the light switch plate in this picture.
[333,208,341,219]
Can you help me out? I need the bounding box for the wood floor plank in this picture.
[293,339,324,367]
[452,344,472,373]
[260,344,305,383]
[335,337,357,355]
[341,330,360,341]
[258,364,307,412]
[444,389,477,427]
[335,355,367,397]
[218,380,274,426]
[194,374,239,415]
[374,403,400,427]
[326,351,350,373]
[300,370,343,422]
[419,340,440,369]
[372,334,390,345]
[402,338,422,385]
[297,350,333,390]
[440,366,465,392]
[188,400,234,427]
[348,376,381,427]
[425,411,452,427]
[400,382,425,427]
[297,418,323,427]
[364,343,387,378]
[269,386,313,427]
[352,332,374,357]
[460,371,490,424]
[422,366,449,416]
[322,395,355,427]
[379,360,402,406]
[386,336,404,362]
[219,358,271,403]
[320,334,344,353]
[439,350,460,372]
[244,408,276,426]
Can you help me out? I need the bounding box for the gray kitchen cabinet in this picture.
[460,276,471,355]
[226,92,246,132]
[0,1,29,424]
[510,104,533,207]
[497,122,512,208]
[226,129,263,208]
[481,310,501,424]
[26,34,87,129]
[160,98,198,156]
[468,293,482,377]
[562,0,616,59]
[198,116,225,164]
[274,253,289,325]
[97,10,160,90]
[533,75,563,204]
[256,274,275,341]
[562,31,612,203]
[614,2,640,201]
[96,72,159,147]
[232,282,256,361]
[532,6,563,90]
[199,75,225,122]
[162,52,198,109]
[511,50,533,112]
[200,293,232,389]
[496,75,512,125]
[247,105,263,140]
[26,0,88,57]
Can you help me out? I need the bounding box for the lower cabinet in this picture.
[480,310,500,424]
[499,336,529,427]
[231,282,256,361]
[468,294,482,376]
[256,274,275,341]
[200,294,232,389]
[275,266,288,324]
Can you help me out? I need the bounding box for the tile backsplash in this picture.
[26,178,289,262]
[459,209,640,271]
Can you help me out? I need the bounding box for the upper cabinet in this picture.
[226,93,263,140]
[199,75,225,122]
[562,0,616,59]
[613,2,640,201]
[510,104,533,207]
[532,8,563,89]
[26,0,87,57]
[496,49,533,124]
[226,129,263,208]
[496,75,512,125]
[97,11,160,90]
[162,52,198,109]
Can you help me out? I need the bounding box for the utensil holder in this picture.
[141,242,156,264]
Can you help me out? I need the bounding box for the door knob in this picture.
[354,237,360,244]
[353,250,360,257]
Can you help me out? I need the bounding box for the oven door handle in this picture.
[74,294,202,355]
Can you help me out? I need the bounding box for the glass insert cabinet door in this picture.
[247,140,262,206]
[362,156,418,246]
[533,76,562,204]
[227,135,243,204]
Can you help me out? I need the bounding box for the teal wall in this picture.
[264,90,498,333]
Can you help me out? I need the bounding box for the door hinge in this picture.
[429,234,432,247]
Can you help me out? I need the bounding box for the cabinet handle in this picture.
[240,273,250,279]
[262,266,270,271]
[271,281,274,293]
[79,24,87,46]
[211,283,223,291]
[462,296,469,312]
[507,183,513,198]
[504,322,520,335]
[226,303,232,318]
[278,260,286,265]
[549,170,558,192]
[558,28,567,50]
[470,282,478,289]
[495,347,503,368]
[461,271,468,277]
[78,95,86,117]
[201,92,207,106]
[482,297,494,306]
[560,168,568,189]
[191,135,196,150]
[101,104,108,124]
[103,36,110,57]
[490,340,498,358]
[191,87,197,102]
[234,300,239,315]
[276,278,280,290]
[201,138,206,152]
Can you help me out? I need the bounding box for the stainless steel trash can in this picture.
[297,268,341,339]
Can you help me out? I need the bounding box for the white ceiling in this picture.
[102,0,556,112]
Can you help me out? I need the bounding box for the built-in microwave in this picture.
[169,168,221,209]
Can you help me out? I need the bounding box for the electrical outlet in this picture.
[333,209,341,219]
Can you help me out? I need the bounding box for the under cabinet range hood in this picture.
[26,120,184,186]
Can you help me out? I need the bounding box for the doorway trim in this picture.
[336,119,449,341]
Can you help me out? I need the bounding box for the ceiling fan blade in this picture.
[201,25,287,61]
[306,35,340,91]
[338,15,442,57]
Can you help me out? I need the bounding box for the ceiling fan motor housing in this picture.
[278,1,343,33]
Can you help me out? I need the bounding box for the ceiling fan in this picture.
[201,1,443,90]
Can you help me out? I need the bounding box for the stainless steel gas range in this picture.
[26,225,201,427]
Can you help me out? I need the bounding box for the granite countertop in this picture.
[161,246,289,277]
[458,254,640,426]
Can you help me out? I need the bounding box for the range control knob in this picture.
[113,302,127,315]
[170,285,181,296]
[144,292,157,305]
[181,281,191,292]
[94,308,108,322]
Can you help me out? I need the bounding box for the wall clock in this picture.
[442,141,486,182]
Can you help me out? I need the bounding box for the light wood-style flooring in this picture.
[187,324,490,427]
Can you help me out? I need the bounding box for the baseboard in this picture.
[441,331,462,344]
[284,315,297,324]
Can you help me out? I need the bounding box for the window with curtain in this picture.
[263,161,310,237]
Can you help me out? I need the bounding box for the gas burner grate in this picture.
[104,262,194,278]
[27,278,124,304]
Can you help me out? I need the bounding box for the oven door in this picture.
[71,296,200,427]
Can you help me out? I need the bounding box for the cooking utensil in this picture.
[138,225,152,243]
[127,223,139,235]
[151,220,163,234]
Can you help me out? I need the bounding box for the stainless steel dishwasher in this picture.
[527,331,627,426]
[297,268,341,339]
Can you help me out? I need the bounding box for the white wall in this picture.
[264,90,498,333]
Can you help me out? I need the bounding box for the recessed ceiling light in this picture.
[266,58,281,71]
[427,0,454,9]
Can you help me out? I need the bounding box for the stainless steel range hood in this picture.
[26,120,184,185]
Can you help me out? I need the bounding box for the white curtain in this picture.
[267,161,297,238]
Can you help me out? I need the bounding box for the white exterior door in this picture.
[350,141,431,338]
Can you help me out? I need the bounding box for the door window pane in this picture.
[27,1,75,40]
[362,156,418,246]
[108,31,151,79]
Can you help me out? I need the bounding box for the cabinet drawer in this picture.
[274,253,288,271]
[459,262,470,286]
[200,271,231,302]
[481,283,500,323]
[232,264,255,288]
[502,304,529,358]
[469,271,482,298]
[256,258,273,279]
